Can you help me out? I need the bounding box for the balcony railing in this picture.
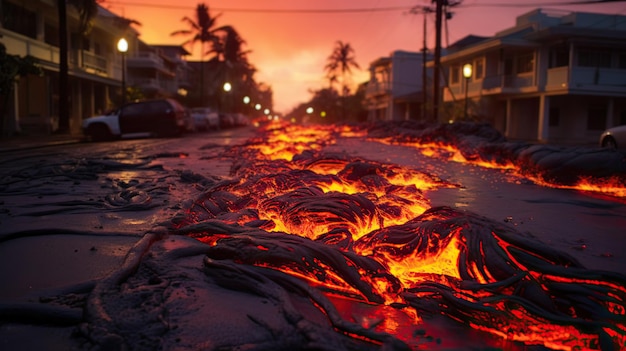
[365,81,391,97]
[547,66,626,90]
[127,52,165,68]
[82,51,107,73]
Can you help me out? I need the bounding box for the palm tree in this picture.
[171,3,222,104]
[324,41,360,120]
[56,0,100,133]
[324,41,360,96]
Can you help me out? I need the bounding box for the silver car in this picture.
[599,125,626,150]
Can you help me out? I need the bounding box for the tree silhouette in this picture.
[57,0,99,133]
[171,3,222,104]
[324,41,360,120]
[324,41,360,96]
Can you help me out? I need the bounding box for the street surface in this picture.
[0,124,624,350]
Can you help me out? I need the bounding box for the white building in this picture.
[0,0,137,135]
[442,9,626,144]
[364,50,432,121]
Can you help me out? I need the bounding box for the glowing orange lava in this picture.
[174,122,626,350]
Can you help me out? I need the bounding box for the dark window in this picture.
[44,23,59,46]
[587,106,607,131]
[450,66,460,85]
[578,48,612,68]
[549,46,569,68]
[504,57,514,75]
[122,103,145,116]
[2,1,37,39]
[474,59,484,79]
[516,53,534,73]
[619,52,626,69]
[549,107,560,127]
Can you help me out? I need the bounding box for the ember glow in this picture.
[172,122,626,350]
[371,122,626,199]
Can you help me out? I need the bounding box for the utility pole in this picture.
[422,7,433,121]
[432,0,443,123]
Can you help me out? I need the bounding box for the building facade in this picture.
[127,42,191,100]
[0,0,191,137]
[442,9,626,144]
[0,0,138,135]
[364,50,432,122]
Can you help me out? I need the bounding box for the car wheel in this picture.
[602,136,618,150]
[87,124,112,141]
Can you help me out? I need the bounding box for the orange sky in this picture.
[105,0,626,113]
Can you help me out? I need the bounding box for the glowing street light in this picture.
[117,38,128,105]
[306,107,314,114]
[264,108,270,115]
[462,63,472,120]
[243,96,250,104]
[223,82,232,92]
[255,103,262,110]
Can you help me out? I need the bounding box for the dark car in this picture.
[82,99,187,141]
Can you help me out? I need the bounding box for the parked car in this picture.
[190,107,220,131]
[219,113,235,129]
[599,125,626,150]
[232,113,250,127]
[183,107,196,133]
[82,99,187,141]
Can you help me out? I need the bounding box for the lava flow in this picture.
[172,122,626,350]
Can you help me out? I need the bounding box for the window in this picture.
[516,53,534,73]
[549,46,569,68]
[504,57,514,75]
[2,1,37,39]
[549,107,560,127]
[45,23,59,47]
[587,106,607,131]
[474,58,484,80]
[578,48,611,68]
[618,52,626,69]
[450,65,460,85]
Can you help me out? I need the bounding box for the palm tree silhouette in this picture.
[325,41,360,120]
[324,41,360,97]
[57,0,99,133]
[171,3,222,104]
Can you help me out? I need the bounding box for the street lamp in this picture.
[462,63,472,120]
[223,82,232,92]
[243,96,250,104]
[117,38,128,105]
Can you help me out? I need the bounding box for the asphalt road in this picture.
[0,124,624,350]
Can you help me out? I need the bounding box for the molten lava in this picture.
[173,122,626,350]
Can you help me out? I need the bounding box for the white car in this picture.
[599,125,626,150]
[190,107,220,131]
[82,99,187,141]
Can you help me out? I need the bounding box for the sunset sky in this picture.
[104,0,626,113]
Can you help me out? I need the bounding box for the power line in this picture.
[104,0,626,13]
[104,1,412,13]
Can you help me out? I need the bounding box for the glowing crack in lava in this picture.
[370,121,626,199]
[172,123,626,350]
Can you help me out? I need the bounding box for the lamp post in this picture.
[462,63,472,120]
[117,38,128,105]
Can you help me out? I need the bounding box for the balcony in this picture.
[365,80,391,98]
[445,73,536,101]
[546,66,626,93]
[127,51,169,72]
[1,27,60,63]
[81,51,107,73]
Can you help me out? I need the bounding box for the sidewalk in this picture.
[0,133,83,153]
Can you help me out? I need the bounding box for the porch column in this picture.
[537,95,550,142]
[607,97,614,129]
[505,98,512,138]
